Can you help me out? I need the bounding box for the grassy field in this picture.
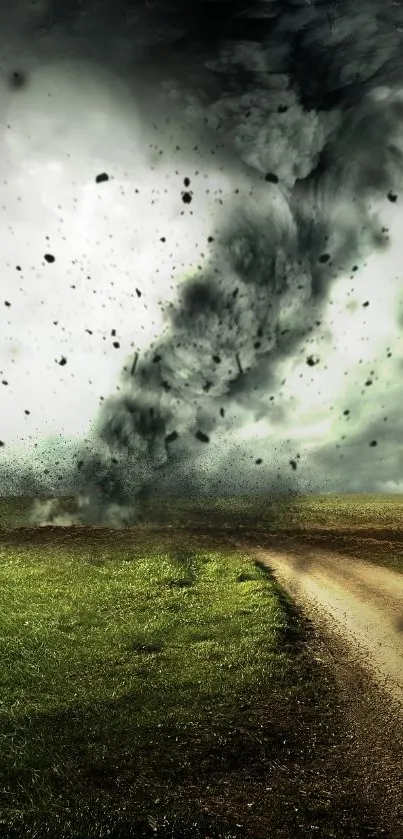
[3,492,403,529]
[0,493,401,837]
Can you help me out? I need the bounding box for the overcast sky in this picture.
[1,1,403,518]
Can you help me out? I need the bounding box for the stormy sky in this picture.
[1,0,403,522]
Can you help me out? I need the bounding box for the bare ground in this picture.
[237,536,403,838]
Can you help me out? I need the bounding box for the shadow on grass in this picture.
[2,812,249,839]
[252,559,310,654]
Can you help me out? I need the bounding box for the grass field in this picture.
[0,494,400,837]
[2,492,403,573]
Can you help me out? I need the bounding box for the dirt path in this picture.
[241,540,403,836]
[252,544,403,708]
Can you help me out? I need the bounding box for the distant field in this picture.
[2,493,403,531]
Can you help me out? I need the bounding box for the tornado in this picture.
[14,0,403,525]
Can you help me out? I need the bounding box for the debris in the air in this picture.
[9,70,26,89]
[212,355,221,364]
[235,353,243,375]
[112,342,120,349]
[306,355,319,366]
[0,440,5,447]
[56,356,67,366]
[195,430,210,443]
[181,191,192,204]
[363,301,369,307]
[153,354,162,363]
[136,288,142,297]
[131,352,139,375]
[184,177,190,187]
[220,408,225,417]
[318,253,330,263]
[44,254,55,263]
[255,458,263,465]
[96,173,109,184]
[387,191,397,202]
[343,409,350,416]
[264,172,279,183]
[165,431,179,444]
[369,440,378,447]
[4,301,10,307]
[290,459,297,470]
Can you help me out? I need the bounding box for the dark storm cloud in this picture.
[5,0,403,522]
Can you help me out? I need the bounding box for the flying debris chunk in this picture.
[181,191,192,204]
[306,355,319,367]
[96,173,109,184]
[255,458,263,465]
[369,440,378,447]
[165,431,179,444]
[318,253,330,263]
[289,459,297,470]
[220,408,225,417]
[44,254,55,263]
[235,353,243,375]
[56,356,67,366]
[195,431,210,443]
[387,191,397,202]
[264,172,279,183]
[9,70,26,89]
[131,352,139,376]
[0,440,5,447]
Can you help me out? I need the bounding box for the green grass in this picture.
[0,494,400,836]
[0,537,293,837]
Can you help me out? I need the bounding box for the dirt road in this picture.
[253,544,403,708]
[242,539,403,836]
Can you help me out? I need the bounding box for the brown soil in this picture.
[237,536,403,838]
